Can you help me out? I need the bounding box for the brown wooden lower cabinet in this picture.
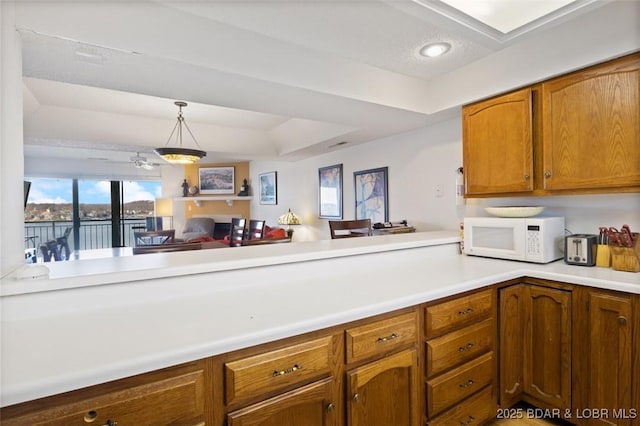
[2,280,637,426]
[499,283,526,408]
[500,280,639,426]
[346,349,420,426]
[428,386,495,426]
[227,377,336,426]
[0,360,210,426]
[584,291,635,426]
[523,284,572,409]
[499,282,572,411]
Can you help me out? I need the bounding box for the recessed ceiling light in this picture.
[419,42,451,58]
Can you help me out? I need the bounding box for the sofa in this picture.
[181,217,216,242]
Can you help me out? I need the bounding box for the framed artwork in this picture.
[354,167,388,223]
[198,166,235,194]
[259,171,278,205]
[318,164,343,219]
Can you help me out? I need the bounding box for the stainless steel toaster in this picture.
[564,234,597,266]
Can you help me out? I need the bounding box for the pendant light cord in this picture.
[162,103,204,149]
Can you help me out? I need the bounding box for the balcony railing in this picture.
[24,219,148,252]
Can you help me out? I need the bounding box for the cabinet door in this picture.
[588,292,633,426]
[499,284,526,408]
[463,88,534,195]
[347,349,420,426]
[524,285,572,409]
[227,378,337,426]
[541,53,640,191]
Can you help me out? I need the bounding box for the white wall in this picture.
[250,115,640,242]
[1,3,25,277]
[250,117,465,241]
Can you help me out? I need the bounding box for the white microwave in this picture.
[463,217,565,263]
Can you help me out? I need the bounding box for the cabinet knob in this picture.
[353,393,361,402]
[524,174,530,180]
[103,421,117,426]
[618,316,628,326]
[84,411,97,423]
[544,171,552,178]
[327,403,335,413]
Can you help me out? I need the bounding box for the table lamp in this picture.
[277,209,302,238]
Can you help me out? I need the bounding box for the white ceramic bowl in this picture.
[484,206,545,218]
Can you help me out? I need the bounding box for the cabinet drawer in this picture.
[426,289,492,338]
[427,318,493,377]
[225,336,333,405]
[427,385,495,426]
[427,352,494,417]
[345,311,417,364]
[227,377,335,426]
[1,363,206,426]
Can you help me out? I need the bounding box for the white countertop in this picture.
[0,231,459,296]
[1,231,639,407]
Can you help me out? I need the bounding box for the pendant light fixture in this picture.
[155,101,207,164]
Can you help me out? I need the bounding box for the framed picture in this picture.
[199,167,235,194]
[318,164,343,219]
[354,167,388,223]
[259,171,278,205]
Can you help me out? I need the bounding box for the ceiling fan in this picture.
[130,152,159,170]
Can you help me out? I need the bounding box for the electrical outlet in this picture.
[435,184,444,198]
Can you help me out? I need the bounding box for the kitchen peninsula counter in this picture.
[1,231,639,407]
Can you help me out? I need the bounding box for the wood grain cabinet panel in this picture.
[427,351,494,417]
[427,386,496,426]
[523,285,572,410]
[587,292,633,426]
[226,378,337,426]
[541,54,640,191]
[462,52,640,197]
[425,288,493,338]
[225,336,333,405]
[463,88,534,195]
[346,349,420,426]
[0,361,208,426]
[345,311,417,364]
[499,284,526,409]
[424,288,497,424]
[426,318,493,377]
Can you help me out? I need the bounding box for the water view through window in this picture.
[24,178,161,258]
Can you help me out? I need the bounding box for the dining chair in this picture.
[133,230,175,247]
[328,219,373,239]
[229,218,247,247]
[247,220,266,240]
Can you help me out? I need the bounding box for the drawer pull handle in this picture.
[84,411,98,423]
[458,308,474,315]
[458,342,475,352]
[458,379,475,389]
[377,333,398,343]
[460,415,475,425]
[273,364,302,377]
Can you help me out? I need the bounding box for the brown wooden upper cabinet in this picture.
[463,88,534,196]
[463,52,640,197]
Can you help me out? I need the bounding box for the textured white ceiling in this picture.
[14,0,637,175]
